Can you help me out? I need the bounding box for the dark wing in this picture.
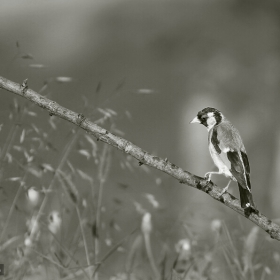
[227,151,251,191]
[214,122,251,192]
[240,151,251,190]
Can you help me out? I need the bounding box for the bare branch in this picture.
[1,76,279,240]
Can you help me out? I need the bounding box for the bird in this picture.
[190,107,255,209]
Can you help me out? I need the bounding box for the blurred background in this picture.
[1,0,280,279]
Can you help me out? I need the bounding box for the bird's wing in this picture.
[212,122,251,191]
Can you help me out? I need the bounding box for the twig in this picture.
[1,76,280,241]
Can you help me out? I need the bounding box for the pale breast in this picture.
[208,131,235,180]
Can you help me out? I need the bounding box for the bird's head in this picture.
[190,107,223,130]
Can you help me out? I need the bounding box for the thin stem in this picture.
[92,227,138,277]
[76,205,91,277]
[0,174,27,243]
[143,233,160,280]
[30,130,79,239]
[94,144,110,280]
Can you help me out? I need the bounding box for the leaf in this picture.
[38,82,49,94]
[28,166,42,178]
[21,53,34,59]
[97,108,110,117]
[13,145,24,152]
[13,98,19,111]
[92,221,98,238]
[145,193,159,208]
[24,151,33,163]
[264,267,271,275]
[29,64,47,68]
[55,77,73,83]
[77,169,93,182]
[117,183,129,190]
[26,111,37,117]
[41,163,54,172]
[125,110,132,120]
[106,108,117,116]
[31,124,40,134]
[6,153,12,163]
[105,238,112,246]
[67,161,75,174]
[8,177,21,181]
[84,135,98,157]
[96,81,102,93]
[49,118,57,130]
[20,129,25,143]
[141,212,152,235]
[78,149,91,159]
[137,89,156,94]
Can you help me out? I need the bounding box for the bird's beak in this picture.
[190,116,200,124]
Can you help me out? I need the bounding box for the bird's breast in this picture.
[208,142,235,180]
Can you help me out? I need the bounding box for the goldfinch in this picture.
[190,107,255,209]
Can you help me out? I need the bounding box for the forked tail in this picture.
[238,184,255,209]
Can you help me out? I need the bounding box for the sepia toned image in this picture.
[1,0,280,279]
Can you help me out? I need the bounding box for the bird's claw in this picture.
[204,173,211,181]
[219,188,227,197]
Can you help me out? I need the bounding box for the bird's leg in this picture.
[204,171,221,181]
[219,180,231,196]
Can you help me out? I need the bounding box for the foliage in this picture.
[0,83,279,280]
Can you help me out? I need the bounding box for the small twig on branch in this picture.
[1,76,280,240]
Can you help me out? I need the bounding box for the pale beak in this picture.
[190,116,200,124]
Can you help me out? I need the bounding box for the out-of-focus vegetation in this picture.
[1,0,280,279]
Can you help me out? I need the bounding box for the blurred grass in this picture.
[0,78,280,279]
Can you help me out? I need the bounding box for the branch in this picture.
[1,76,279,240]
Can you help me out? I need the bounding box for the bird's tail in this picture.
[238,184,255,209]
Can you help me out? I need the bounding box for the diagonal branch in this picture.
[1,76,279,240]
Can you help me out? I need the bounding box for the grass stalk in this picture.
[94,144,111,280]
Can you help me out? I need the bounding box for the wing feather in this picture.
[215,121,251,191]
[211,128,221,154]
